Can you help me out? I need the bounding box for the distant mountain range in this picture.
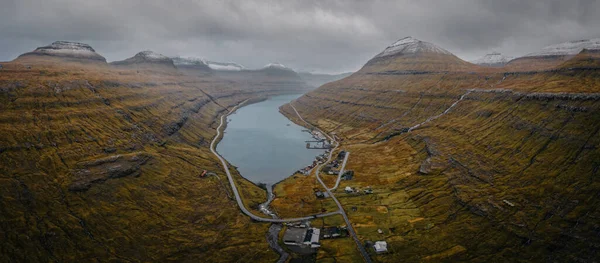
[470,52,514,67]
[298,72,353,88]
[507,38,600,70]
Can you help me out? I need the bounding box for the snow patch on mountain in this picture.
[471,52,514,66]
[524,38,600,58]
[135,51,170,61]
[263,63,287,69]
[377,36,453,58]
[23,41,106,61]
[172,56,208,66]
[262,63,295,72]
[205,61,245,71]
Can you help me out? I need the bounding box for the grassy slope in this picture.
[278,53,600,262]
[0,57,304,262]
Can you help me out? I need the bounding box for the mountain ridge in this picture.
[111,50,175,68]
[471,52,514,67]
[17,41,107,63]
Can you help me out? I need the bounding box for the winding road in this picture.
[209,99,372,262]
[329,152,350,191]
[209,101,341,223]
[289,102,373,263]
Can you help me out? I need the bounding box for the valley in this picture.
[0,43,314,262]
[1,32,600,263]
[277,37,600,262]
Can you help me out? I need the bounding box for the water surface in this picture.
[217,94,324,185]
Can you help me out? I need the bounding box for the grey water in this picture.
[217,94,325,185]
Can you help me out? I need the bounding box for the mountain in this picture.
[525,38,600,57]
[0,41,312,262]
[172,56,211,73]
[17,41,107,62]
[298,72,353,88]
[361,36,476,72]
[558,48,600,69]
[256,63,299,77]
[507,38,600,71]
[279,36,600,262]
[205,61,245,71]
[471,52,514,67]
[111,51,175,68]
[212,62,310,93]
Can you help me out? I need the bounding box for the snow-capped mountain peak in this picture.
[377,36,453,58]
[262,63,294,71]
[45,41,97,52]
[135,50,169,61]
[471,52,514,67]
[20,41,107,62]
[524,38,600,58]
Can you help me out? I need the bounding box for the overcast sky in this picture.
[1,0,599,73]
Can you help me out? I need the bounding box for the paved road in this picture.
[267,223,289,263]
[209,101,341,223]
[329,152,350,191]
[289,103,373,263]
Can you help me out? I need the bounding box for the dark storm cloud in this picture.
[1,0,599,73]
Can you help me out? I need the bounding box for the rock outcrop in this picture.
[68,153,153,192]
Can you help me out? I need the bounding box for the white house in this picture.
[310,228,321,248]
[374,241,388,253]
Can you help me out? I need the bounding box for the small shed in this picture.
[315,191,325,199]
[374,241,388,253]
[345,186,353,193]
[341,170,354,180]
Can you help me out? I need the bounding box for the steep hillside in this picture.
[360,37,477,73]
[280,37,600,262]
[0,43,298,262]
[507,38,600,71]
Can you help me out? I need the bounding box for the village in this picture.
[283,140,388,259]
[206,122,390,260]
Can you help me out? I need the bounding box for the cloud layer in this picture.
[1,0,599,73]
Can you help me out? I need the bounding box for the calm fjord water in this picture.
[216,94,325,185]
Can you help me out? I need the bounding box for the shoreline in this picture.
[210,94,341,222]
[216,94,326,204]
